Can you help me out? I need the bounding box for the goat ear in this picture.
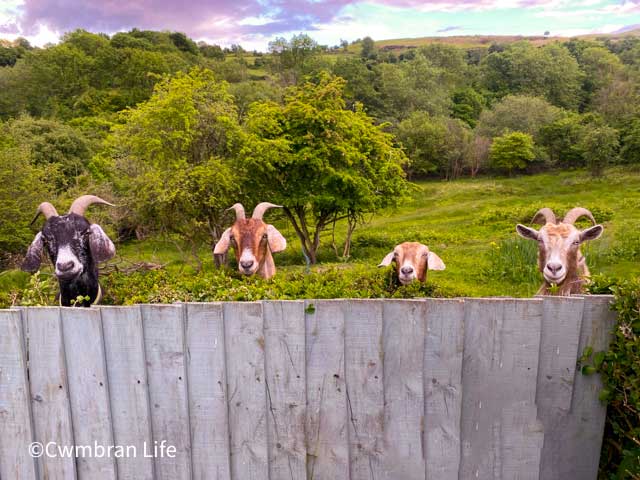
[89,224,116,263]
[267,225,287,253]
[580,225,603,243]
[214,228,232,255]
[516,224,539,241]
[22,232,44,273]
[378,251,395,267]
[427,251,446,270]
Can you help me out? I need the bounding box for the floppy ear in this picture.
[516,224,539,241]
[580,225,603,243]
[267,224,287,253]
[378,251,395,267]
[22,232,44,273]
[214,228,232,255]
[427,251,446,270]
[89,224,116,263]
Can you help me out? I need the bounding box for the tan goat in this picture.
[379,242,446,285]
[214,202,287,279]
[516,207,603,295]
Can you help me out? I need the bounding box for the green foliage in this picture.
[621,119,640,165]
[242,73,409,263]
[451,87,485,127]
[489,131,536,174]
[482,238,540,287]
[579,124,620,177]
[583,277,640,479]
[104,68,242,245]
[481,41,583,109]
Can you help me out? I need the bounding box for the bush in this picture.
[585,276,640,478]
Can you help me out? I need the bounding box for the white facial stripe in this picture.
[239,247,256,264]
[55,245,83,276]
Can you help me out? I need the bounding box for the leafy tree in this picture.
[621,119,640,164]
[268,34,322,81]
[169,32,199,55]
[103,68,243,253]
[578,124,619,177]
[477,95,561,143]
[361,37,377,60]
[0,145,53,266]
[489,132,536,175]
[241,74,409,263]
[199,42,225,60]
[481,41,583,109]
[451,87,485,127]
[332,56,381,111]
[539,113,585,167]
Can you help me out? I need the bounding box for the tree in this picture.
[579,125,619,177]
[621,119,640,165]
[241,74,409,263]
[489,132,536,175]
[361,37,376,60]
[477,95,561,143]
[539,113,585,167]
[268,34,321,81]
[451,87,485,127]
[102,68,243,257]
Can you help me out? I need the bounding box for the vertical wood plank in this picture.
[423,299,465,480]
[101,305,155,480]
[61,307,117,480]
[0,309,37,480]
[305,300,349,480]
[546,295,616,480]
[185,303,231,480]
[381,300,426,480]
[343,300,384,480]
[224,302,269,480]
[263,300,307,480]
[141,304,192,480]
[536,296,584,480]
[460,299,543,480]
[26,307,77,480]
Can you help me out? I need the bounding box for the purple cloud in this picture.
[436,25,462,32]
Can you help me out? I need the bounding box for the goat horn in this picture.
[252,202,282,220]
[226,203,246,221]
[68,195,115,216]
[30,202,59,225]
[531,208,557,225]
[563,207,596,225]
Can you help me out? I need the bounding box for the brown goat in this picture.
[516,207,603,295]
[378,242,446,285]
[213,202,287,279]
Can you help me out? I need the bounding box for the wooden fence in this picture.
[0,296,616,480]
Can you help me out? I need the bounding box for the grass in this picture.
[2,166,639,306]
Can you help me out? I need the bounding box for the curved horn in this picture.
[30,202,59,225]
[68,195,115,216]
[252,202,282,220]
[531,208,557,225]
[563,207,596,225]
[226,203,245,221]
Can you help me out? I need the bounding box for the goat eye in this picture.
[262,233,268,240]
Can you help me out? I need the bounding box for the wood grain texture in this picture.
[26,307,77,480]
[101,306,155,480]
[343,300,384,480]
[224,302,269,480]
[423,299,465,480]
[536,297,584,480]
[0,309,37,480]
[263,300,307,480]
[141,304,192,480]
[61,307,117,480]
[381,299,426,480]
[305,300,350,480]
[185,302,231,480]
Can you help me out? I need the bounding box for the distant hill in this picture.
[367,28,640,52]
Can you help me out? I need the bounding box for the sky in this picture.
[0,0,639,51]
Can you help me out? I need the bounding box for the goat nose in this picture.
[401,266,414,275]
[57,261,74,272]
[546,262,562,274]
[240,260,254,269]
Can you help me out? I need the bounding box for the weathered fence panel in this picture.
[0,295,616,480]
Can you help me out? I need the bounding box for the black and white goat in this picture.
[22,195,116,307]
